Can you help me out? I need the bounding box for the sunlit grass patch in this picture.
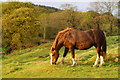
[2,36,119,78]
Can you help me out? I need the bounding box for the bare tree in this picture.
[89,0,118,15]
[60,3,77,11]
[118,1,120,18]
[60,3,79,28]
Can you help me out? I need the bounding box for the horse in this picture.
[50,28,106,67]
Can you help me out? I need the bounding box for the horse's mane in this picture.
[51,28,74,51]
[55,28,73,41]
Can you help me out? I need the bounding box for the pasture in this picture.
[2,36,119,78]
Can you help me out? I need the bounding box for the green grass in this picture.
[2,36,119,78]
[0,47,2,52]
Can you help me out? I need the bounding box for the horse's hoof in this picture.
[52,62,56,64]
[99,64,105,67]
[71,63,77,67]
[60,62,64,64]
[99,65,102,67]
[71,64,75,67]
[93,65,98,67]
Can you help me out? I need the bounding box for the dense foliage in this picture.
[2,2,59,54]
[2,2,119,54]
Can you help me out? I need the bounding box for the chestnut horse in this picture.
[50,28,106,67]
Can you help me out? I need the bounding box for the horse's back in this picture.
[62,29,94,49]
[56,28,106,50]
[65,29,105,50]
[73,29,95,49]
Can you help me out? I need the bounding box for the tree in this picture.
[60,3,77,11]
[105,15,118,35]
[2,2,60,54]
[60,4,79,28]
[49,9,81,29]
[59,4,81,28]
[2,7,40,53]
[118,1,120,18]
[61,10,81,28]
[78,11,99,30]
[87,11,100,29]
[89,0,118,15]
[39,13,50,40]
[93,15,104,29]
[89,0,118,35]
[0,3,2,47]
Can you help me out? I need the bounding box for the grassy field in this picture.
[2,36,119,78]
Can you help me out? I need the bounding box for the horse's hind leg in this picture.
[99,51,106,66]
[61,47,69,64]
[93,54,99,67]
[99,40,106,66]
[93,47,100,67]
[93,47,106,67]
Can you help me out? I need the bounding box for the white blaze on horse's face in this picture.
[50,53,52,65]
[49,50,59,65]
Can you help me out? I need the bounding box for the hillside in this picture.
[2,2,119,55]
[2,36,119,78]
[2,2,60,54]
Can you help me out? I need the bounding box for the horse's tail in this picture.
[102,32,107,53]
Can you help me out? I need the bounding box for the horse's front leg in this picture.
[70,48,77,66]
[61,47,69,64]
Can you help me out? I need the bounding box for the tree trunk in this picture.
[97,23,100,29]
[110,22,113,35]
[43,27,46,40]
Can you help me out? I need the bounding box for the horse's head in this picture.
[50,47,59,65]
